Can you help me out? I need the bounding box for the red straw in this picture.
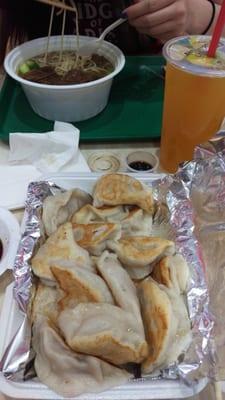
[208,0,225,57]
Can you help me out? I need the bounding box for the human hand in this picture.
[124,0,216,42]
[124,0,189,42]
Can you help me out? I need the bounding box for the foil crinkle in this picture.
[1,142,225,386]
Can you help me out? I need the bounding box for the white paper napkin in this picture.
[9,121,82,172]
[0,122,90,209]
[0,166,41,210]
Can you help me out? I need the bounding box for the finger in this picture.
[130,3,185,29]
[125,0,175,19]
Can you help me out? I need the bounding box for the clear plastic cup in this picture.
[160,35,225,173]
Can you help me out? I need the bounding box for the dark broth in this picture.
[18,51,114,85]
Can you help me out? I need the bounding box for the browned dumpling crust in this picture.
[30,282,61,325]
[72,222,121,255]
[138,277,173,372]
[72,204,152,237]
[107,236,175,280]
[151,256,172,288]
[51,261,114,310]
[31,222,94,283]
[71,204,129,224]
[107,236,175,268]
[152,254,189,294]
[93,173,154,213]
[138,277,191,373]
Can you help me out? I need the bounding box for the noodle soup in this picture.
[17,0,114,86]
[18,51,114,85]
[4,1,124,120]
[4,35,125,121]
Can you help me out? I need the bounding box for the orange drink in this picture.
[160,36,225,173]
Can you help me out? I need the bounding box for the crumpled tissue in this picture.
[0,122,90,209]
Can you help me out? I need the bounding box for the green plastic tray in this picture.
[0,56,165,143]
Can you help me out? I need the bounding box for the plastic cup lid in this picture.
[163,35,225,77]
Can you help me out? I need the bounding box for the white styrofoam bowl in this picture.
[4,35,125,122]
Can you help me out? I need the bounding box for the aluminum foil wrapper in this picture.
[1,155,225,385]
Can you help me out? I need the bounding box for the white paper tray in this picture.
[41,171,165,192]
[0,173,209,399]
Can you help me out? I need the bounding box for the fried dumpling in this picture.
[72,204,152,237]
[51,260,114,310]
[164,287,192,366]
[32,318,131,398]
[138,277,191,373]
[107,237,175,280]
[96,251,144,334]
[121,207,152,237]
[58,303,148,365]
[30,282,61,324]
[151,254,189,294]
[138,278,174,373]
[43,188,92,236]
[72,222,121,256]
[93,173,154,213]
[71,204,129,224]
[31,222,94,284]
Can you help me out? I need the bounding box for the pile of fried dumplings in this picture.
[29,173,192,398]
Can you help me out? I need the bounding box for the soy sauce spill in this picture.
[129,161,153,171]
[0,239,3,261]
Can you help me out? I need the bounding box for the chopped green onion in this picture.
[18,60,39,75]
[26,60,40,70]
[19,63,30,75]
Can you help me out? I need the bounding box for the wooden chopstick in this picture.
[35,0,76,13]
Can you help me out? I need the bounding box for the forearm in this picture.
[186,0,223,36]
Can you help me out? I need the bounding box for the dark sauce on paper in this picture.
[129,161,153,171]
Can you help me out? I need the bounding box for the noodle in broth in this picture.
[18,0,114,85]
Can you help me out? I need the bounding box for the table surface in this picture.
[0,70,223,400]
